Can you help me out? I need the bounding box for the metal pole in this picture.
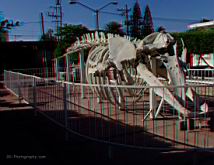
[125,4,129,35]
[149,57,157,118]
[59,1,63,34]
[66,55,71,82]
[9,71,11,89]
[33,77,37,117]
[55,58,59,80]
[66,55,71,95]
[41,13,45,35]
[118,4,130,35]
[17,74,22,104]
[63,83,69,140]
[4,70,6,87]
[80,50,85,98]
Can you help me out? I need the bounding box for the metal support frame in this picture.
[66,55,71,95]
[79,50,86,98]
[143,89,165,121]
[66,55,71,82]
[149,57,157,118]
[154,97,164,118]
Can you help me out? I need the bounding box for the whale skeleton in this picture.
[62,31,209,120]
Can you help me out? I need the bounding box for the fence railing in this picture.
[187,69,214,84]
[11,66,81,82]
[10,67,214,84]
[12,67,56,79]
[3,70,214,151]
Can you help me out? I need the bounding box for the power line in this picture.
[22,21,52,24]
[153,16,199,23]
[9,34,41,37]
[99,10,123,16]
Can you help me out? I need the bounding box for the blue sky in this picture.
[1,0,214,41]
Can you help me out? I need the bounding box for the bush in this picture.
[172,29,214,54]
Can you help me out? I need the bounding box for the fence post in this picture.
[149,87,156,118]
[17,73,22,104]
[66,54,71,96]
[63,83,69,141]
[55,58,59,81]
[3,70,7,87]
[108,145,113,160]
[9,71,11,89]
[33,77,37,117]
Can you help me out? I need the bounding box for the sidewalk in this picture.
[1,83,214,165]
[0,82,56,164]
[0,83,32,111]
[0,83,117,164]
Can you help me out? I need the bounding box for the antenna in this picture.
[47,0,63,41]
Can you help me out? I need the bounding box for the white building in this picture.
[188,20,214,30]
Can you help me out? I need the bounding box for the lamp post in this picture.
[117,4,131,35]
[69,1,118,31]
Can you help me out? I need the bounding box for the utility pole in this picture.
[40,12,47,78]
[95,10,99,31]
[47,0,62,41]
[41,12,45,35]
[118,4,131,35]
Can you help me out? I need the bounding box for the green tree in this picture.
[0,17,19,42]
[40,29,56,41]
[142,5,154,37]
[54,24,89,58]
[104,21,125,35]
[0,19,19,32]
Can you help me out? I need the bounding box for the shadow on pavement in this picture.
[0,83,214,164]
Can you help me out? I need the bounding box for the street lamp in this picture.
[69,0,118,31]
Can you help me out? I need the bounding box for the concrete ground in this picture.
[0,82,214,165]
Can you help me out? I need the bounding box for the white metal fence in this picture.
[187,69,214,84]
[3,70,214,151]
[10,67,214,83]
